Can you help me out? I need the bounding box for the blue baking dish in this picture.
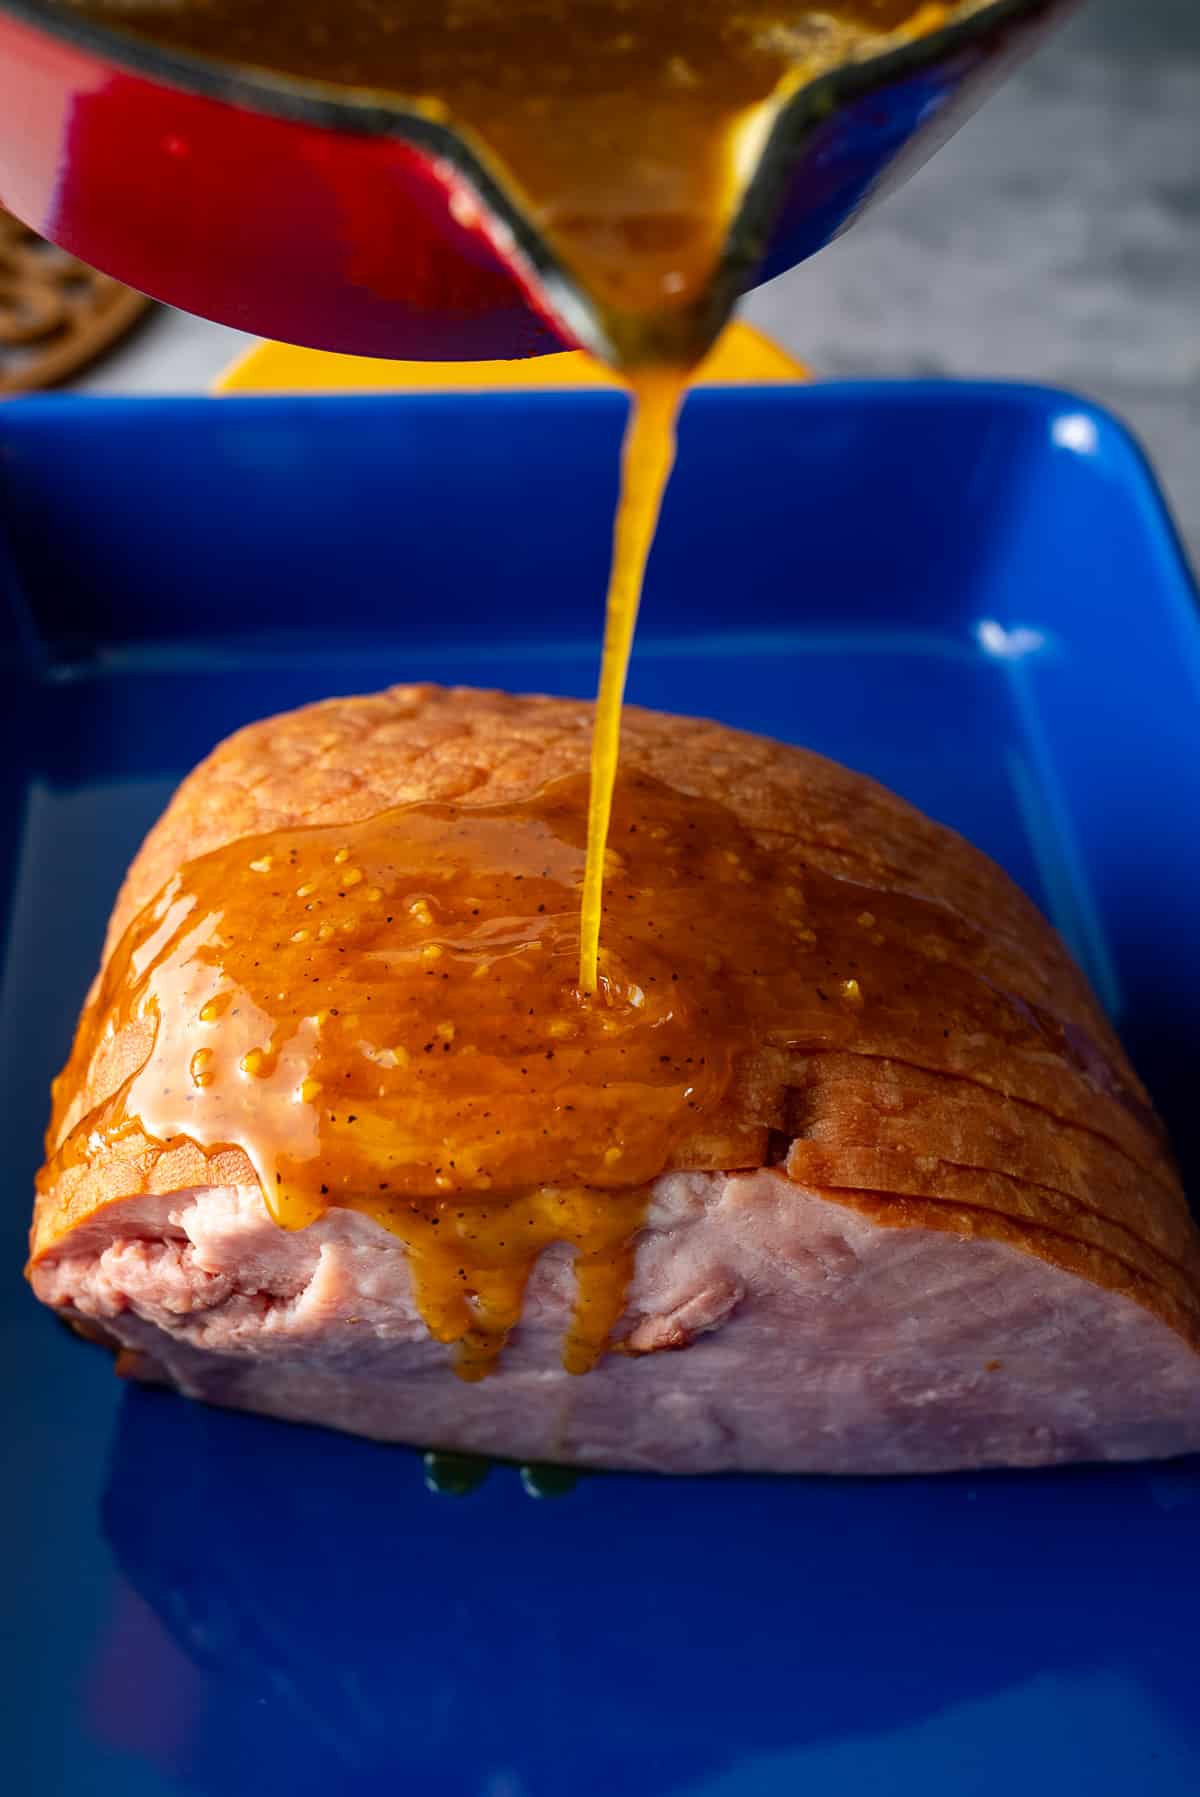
[1,384,1198,1797]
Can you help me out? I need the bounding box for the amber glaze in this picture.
[48,771,780,1376]
[580,369,682,990]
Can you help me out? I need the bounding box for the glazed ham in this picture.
[28,687,1200,1473]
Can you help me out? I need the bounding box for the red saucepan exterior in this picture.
[0,0,1077,362]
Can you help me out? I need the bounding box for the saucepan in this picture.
[0,0,1077,362]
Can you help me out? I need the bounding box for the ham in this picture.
[28,687,1200,1472]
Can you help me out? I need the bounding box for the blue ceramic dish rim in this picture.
[2,375,1195,648]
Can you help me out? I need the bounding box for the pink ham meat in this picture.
[31,1171,1200,1472]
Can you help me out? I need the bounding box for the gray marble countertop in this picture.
[73,0,1199,568]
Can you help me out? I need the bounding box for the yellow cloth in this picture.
[214,321,807,393]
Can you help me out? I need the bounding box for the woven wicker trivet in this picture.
[0,208,151,394]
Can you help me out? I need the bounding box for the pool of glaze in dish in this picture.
[98,1388,1200,1797]
[423,1449,577,1497]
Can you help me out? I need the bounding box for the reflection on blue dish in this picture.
[2,384,1198,1795]
[97,1387,1200,1797]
